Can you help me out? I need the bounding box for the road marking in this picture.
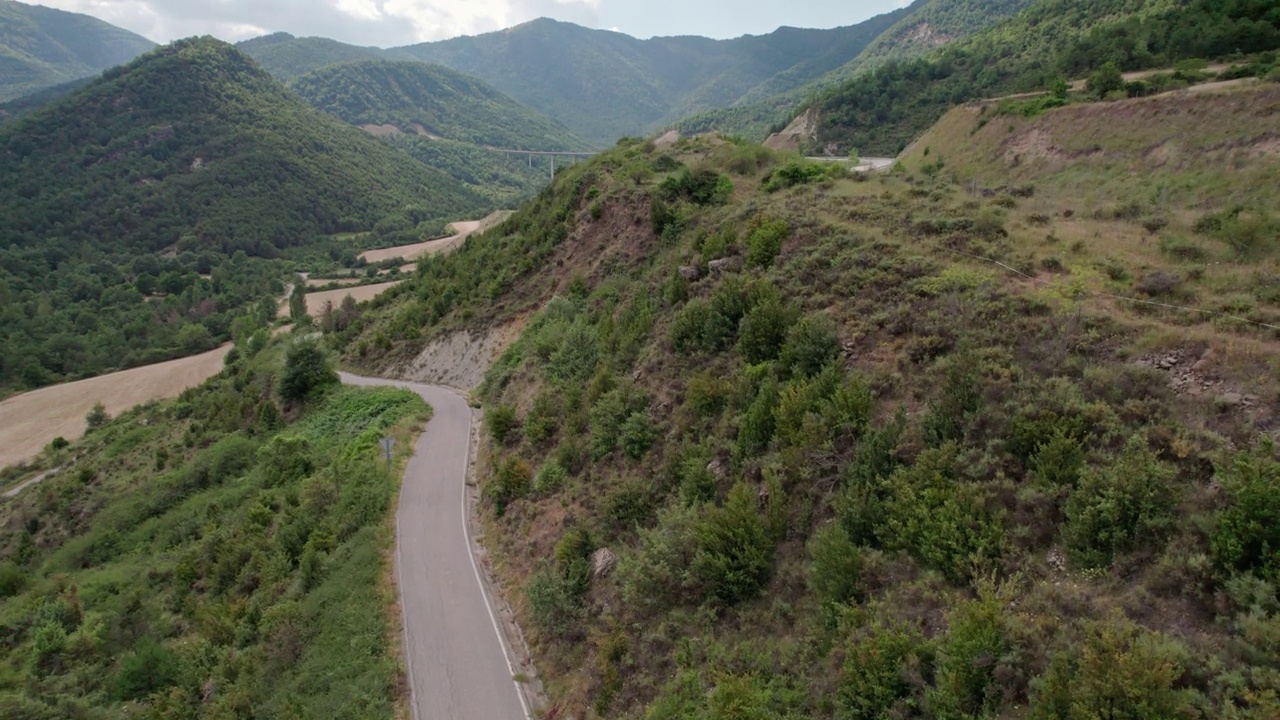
[458,398,533,720]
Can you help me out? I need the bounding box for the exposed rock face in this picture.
[708,257,740,275]
[764,107,818,152]
[591,548,617,579]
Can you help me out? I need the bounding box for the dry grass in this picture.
[277,281,403,319]
[0,344,231,468]
[359,211,513,264]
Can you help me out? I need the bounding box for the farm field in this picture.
[0,344,231,469]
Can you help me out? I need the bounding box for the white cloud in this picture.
[32,0,603,46]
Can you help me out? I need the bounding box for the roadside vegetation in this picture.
[338,103,1280,717]
[0,323,428,718]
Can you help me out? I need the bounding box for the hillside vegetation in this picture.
[806,0,1280,154]
[0,0,154,101]
[289,60,586,151]
[0,37,488,394]
[240,13,931,146]
[334,87,1280,718]
[0,329,428,718]
[677,0,1033,141]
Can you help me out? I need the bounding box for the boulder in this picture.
[678,265,702,281]
[592,548,618,579]
[707,257,740,275]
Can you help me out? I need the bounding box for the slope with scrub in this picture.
[332,114,1280,718]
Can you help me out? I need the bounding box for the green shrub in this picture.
[619,503,700,615]
[1030,431,1086,487]
[922,355,982,446]
[526,567,581,640]
[737,293,796,363]
[881,444,1006,583]
[691,482,776,607]
[114,638,179,700]
[839,623,926,720]
[1087,62,1125,98]
[619,411,657,459]
[85,402,110,432]
[534,460,568,494]
[590,388,646,459]
[1064,436,1178,568]
[745,219,789,268]
[685,371,729,417]
[487,404,519,444]
[1029,616,1194,720]
[737,372,779,455]
[487,457,532,517]
[931,589,1010,718]
[660,168,733,205]
[258,435,314,487]
[523,393,558,445]
[780,313,840,378]
[808,524,862,606]
[278,338,338,403]
[1211,441,1280,581]
[671,300,735,354]
[762,160,834,192]
[0,561,25,598]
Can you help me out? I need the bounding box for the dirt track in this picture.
[0,344,231,469]
[277,281,403,319]
[358,212,510,264]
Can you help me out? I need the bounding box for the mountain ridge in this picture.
[0,0,155,100]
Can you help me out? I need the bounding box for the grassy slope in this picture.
[675,0,1033,141]
[0,0,155,101]
[234,32,384,83]
[806,0,1280,155]
[0,336,429,718]
[336,90,1279,717]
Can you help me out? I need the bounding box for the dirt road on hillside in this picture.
[340,372,532,720]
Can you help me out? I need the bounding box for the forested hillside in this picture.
[0,0,154,101]
[675,0,1032,141]
[237,11,922,146]
[0,37,487,392]
[289,60,586,150]
[334,89,1280,718]
[807,0,1280,154]
[0,331,428,719]
[235,32,383,82]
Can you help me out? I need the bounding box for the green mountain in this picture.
[0,0,155,101]
[805,0,1280,154]
[676,0,1034,140]
[236,31,383,82]
[0,36,486,391]
[238,11,930,146]
[331,86,1280,716]
[288,60,587,151]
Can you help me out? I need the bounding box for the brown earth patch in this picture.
[361,124,403,137]
[0,345,231,469]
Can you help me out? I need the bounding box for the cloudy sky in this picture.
[34,0,915,47]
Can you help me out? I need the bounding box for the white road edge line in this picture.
[457,395,534,720]
[396,485,421,720]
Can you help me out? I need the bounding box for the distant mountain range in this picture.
[0,0,154,101]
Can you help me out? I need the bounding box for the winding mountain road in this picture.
[339,372,530,720]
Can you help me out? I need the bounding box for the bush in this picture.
[0,561,25,598]
[1030,431,1086,487]
[737,294,796,363]
[691,482,776,607]
[590,388,647,459]
[114,638,179,700]
[619,411,657,459]
[1211,441,1280,582]
[660,168,733,206]
[1064,436,1178,569]
[745,219,789,268]
[931,589,1010,718]
[534,460,568,494]
[779,313,840,378]
[671,300,735,354]
[1029,616,1194,720]
[762,160,832,192]
[85,402,110,432]
[487,458,532,517]
[487,404,519,444]
[258,435,314,487]
[922,355,982,446]
[880,445,1006,583]
[526,567,580,640]
[278,338,338,403]
[1087,62,1125,98]
[808,524,862,606]
[839,623,926,720]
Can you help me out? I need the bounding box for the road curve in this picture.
[339,372,529,720]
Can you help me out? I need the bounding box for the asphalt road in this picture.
[340,372,529,720]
